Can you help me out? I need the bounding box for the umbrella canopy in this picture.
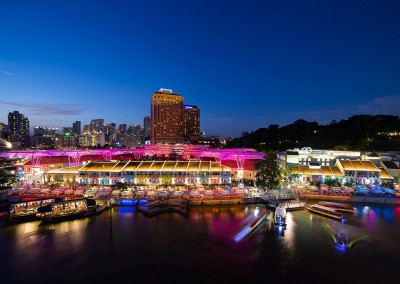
[220,190,230,195]
[64,189,75,195]
[189,190,200,197]
[75,189,84,195]
[146,191,156,197]
[204,190,214,195]
[85,190,95,196]
[158,191,168,196]
[12,188,25,193]
[112,189,121,195]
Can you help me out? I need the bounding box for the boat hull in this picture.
[39,210,87,223]
[306,206,343,220]
[9,214,37,223]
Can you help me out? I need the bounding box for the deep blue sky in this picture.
[1,0,400,138]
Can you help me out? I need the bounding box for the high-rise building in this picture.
[63,127,73,134]
[183,105,200,141]
[143,116,150,140]
[8,111,29,135]
[72,121,81,135]
[90,119,104,132]
[150,89,184,144]
[119,124,127,133]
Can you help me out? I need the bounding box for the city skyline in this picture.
[1,1,400,138]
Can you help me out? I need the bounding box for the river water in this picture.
[1,201,399,284]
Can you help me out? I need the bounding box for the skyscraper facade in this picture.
[8,111,29,135]
[72,121,81,135]
[150,89,184,144]
[90,119,104,132]
[183,105,200,140]
[143,116,150,141]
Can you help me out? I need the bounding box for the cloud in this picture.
[0,101,84,116]
[0,70,14,75]
[357,95,400,113]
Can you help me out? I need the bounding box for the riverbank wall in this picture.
[300,194,400,205]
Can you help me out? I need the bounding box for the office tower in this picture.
[150,88,184,144]
[8,111,29,135]
[143,116,150,140]
[119,124,127,133]
[72,121,81,135]
[90,119,104,132]
[0,122,6,138]
[183,105,200,140]
[63,127,73,134]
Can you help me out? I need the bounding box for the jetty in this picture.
[137,199,189,217]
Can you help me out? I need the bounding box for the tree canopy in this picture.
[226,115,400,151]
[0,168,16,188]
[254,157,281,191]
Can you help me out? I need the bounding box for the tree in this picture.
[281,164,300,186]
[0,168,16,188]
[255,157,281,191]
[114,181,128,190]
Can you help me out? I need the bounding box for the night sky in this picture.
[1,0,399,138]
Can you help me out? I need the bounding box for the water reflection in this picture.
[0,203,399,283]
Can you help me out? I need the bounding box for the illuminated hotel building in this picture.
[183,105,200,141]
[151,89,185,144]
[8,111,29,135]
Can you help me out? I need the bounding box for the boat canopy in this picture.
[0,204,11,212]
[37,204,52,213]
[86,199,96,207]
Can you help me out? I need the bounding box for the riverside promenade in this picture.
[298,193,400,205]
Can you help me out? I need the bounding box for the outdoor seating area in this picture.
[293,183,399,199]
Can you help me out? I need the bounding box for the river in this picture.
[0,201,399,284]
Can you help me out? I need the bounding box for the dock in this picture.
[137,199,189,217]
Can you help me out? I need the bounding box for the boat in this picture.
[234,208,267,242]
[306,204,344,221]
[321,221,369,249]
[268,200,305,211]
[333,232,351,249]
[36,198,93,223]
[8,198,55,223]
[274,204,287,227]
[317,201,356,213]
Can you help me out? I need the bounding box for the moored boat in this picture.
[317,201,356,213]
[36,198,93,223]
[8,198,55,223]
[274,204,287,227]
[306,204,344,221]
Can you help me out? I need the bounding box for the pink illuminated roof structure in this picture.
[0,145,265,168]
